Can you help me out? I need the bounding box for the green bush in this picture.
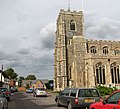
[96,85,118,96]
[26,83,30,89]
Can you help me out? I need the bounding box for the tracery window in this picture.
[70,20,75,31]
[111,62,120,84]
[90,46,97,54]
[103,46,109,55]
[95,62,106,84]
[114,48,120,55]
[114,50,119,55]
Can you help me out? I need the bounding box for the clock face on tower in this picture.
[67,31,73,38]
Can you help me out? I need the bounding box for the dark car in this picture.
[0,88,11,102]
[90,90,120,109]
[55,88,101,109]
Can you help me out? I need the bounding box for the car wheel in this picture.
[6,104,8,109]
[57,99,60,107]
[7,97,10,102]
[91,108,95,109]
[68,102,73,109]
[6,102,8,109]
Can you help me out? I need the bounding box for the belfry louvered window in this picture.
[70,20,75,30]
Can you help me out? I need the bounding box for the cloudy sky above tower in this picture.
[0,0,120,79]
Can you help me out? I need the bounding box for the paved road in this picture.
[8,92,66,109]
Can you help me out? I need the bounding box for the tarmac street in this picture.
[8,92,65,109]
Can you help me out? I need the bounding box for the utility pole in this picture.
[0,65,3,87]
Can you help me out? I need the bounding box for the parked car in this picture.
[89,90,120,109]
[26,88,33,93]
[0,91,8,109]
[0,88,11,102]
[55,88,101,109]
[33,88,47,97]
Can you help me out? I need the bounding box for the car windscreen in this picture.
[78,89,99,97]
[37,88,45,91]
[28,89,33,90]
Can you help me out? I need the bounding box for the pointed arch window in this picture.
[111,63,120,84]
[95,62,106,84]
[114,50,119,55]
[114,48,120,55]
[70,20,75,31]
[90,46,97,54]
[103,46,109,55]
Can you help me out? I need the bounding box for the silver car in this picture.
[55,88,101,109]
[33,88,47,97]
[0,91,8,109]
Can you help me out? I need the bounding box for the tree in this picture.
[25,75,36,80]
[45,80,53,90]
[4,68,18,80]
[18,76,25,87]
[19,76,25,80]
[26,83,30,89]
[2,70,8,78]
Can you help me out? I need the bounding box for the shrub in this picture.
[26,83,30,89]
[96,85,118,96]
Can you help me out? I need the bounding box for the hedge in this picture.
[96,85,118,96]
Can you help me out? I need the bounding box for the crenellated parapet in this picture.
[57,9,83,25]
[59,9,83,15]
[86,39,120,50]
[87,39,120,44]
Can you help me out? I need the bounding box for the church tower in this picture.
[54,9,85,91]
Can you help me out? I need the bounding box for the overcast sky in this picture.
[0,0,120,79]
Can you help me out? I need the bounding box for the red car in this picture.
[89,90,120,109]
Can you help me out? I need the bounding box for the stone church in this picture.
[54,9,120,91]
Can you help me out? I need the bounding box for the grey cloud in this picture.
[0,51,9,61]
[13,52,54,79]
[17,49,30,55]
[0,51,18,61]
[84,13,97,29]
[40,33,55,49]
[39,23,55,49]
[85,16,120,40]
[21,36,29,40]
